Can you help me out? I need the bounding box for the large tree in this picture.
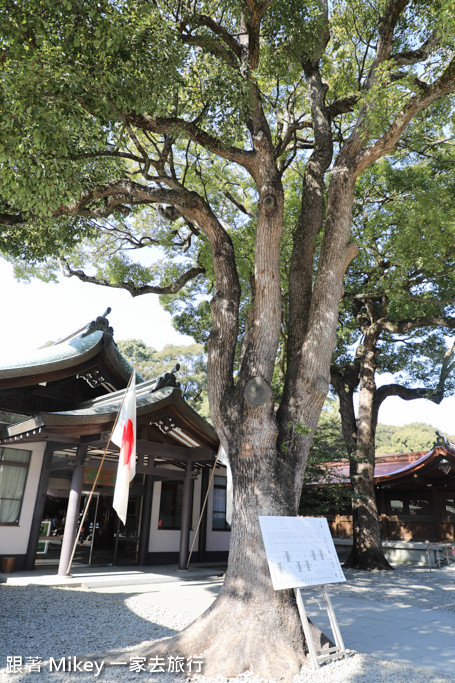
[331,155,455,570]
[1,1,455,677]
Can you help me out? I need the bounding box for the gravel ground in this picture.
[1,566,455,683]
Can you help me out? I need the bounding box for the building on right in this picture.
[320,435,455,544]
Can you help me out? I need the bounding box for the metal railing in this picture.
[425,542,455,569]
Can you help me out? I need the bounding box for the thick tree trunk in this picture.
[123,418,332,680]
[345,460,392,570]
[344,329,393,571]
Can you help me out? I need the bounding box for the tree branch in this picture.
[309,0,330,67]
[60,150,144,164]
[0,210,29,226]
[353,55,455,177]
[278,58,334,456]
[124,113,255,173]
[223,190,255,218]
[331,365,359,455]
[59,258,205,297]
[180,14,242,60]
[179,33,239,68]
[275,119,313,159]
[326,96,359,119]
[379,314,455,335]
[363,0,410,91]
[374,340,455,424]
[390,30,441,67]
[374,383,442,411]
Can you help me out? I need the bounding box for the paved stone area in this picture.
[307,592,455,677]
[3,565,455,677]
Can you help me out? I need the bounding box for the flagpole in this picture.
[64,370,136,576]
[185,449,221,569]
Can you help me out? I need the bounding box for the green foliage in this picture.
[0,0,183,222]
[1,0,454,426]
[261,0,326,80]
[299,404,353,516]
[117,338,210,419]
[333,149,455,397]
[375,422,437,455]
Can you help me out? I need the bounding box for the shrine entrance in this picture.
[76,491,141,566]
[37,490,142,567]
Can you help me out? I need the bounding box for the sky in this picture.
[0,260,192,356]
[1,259,454,435]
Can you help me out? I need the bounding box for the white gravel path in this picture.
[1,566,455,683]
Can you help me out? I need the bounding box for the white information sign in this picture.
[259,516,346,590]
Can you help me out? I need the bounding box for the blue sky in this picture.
[1,259,454,435]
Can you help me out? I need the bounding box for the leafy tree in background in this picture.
[331,153,455,569]
[299,401,352,516]
[375,422,437,454]
[117,339,210,418]
[1,1,455,676]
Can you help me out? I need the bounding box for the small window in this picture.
[158,480,193,530]
[390,498,405,514]
[387,493,432,518]
[0,448,31,525]
[212,476,231,531]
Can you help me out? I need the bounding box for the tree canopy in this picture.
[2,1,455,677]
[328,149,455,569]
[117,339,210,417]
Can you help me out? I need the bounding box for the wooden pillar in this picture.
[58,445,87,576]
[377,487,388,540]
[432,485,443,541]
[24,443,55,570]
[137,473,154,566]
[178,460,193,570]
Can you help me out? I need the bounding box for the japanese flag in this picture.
[112,379,136,525]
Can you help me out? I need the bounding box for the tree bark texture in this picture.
[343,329,393,570]
[125,417,334,679]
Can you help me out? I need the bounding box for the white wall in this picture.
[148,472,201,554]
[0,442,45,555]
[148,466,231,554]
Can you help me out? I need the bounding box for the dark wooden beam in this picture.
[85,457,187,479]
[179,460,193,570]
[81,434,216,461]
[138,473,154,565]
[24,443,55,570]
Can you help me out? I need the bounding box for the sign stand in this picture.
[294,585,346,669]
[258,516,348,670]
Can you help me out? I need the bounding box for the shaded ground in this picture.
[1,566,455,682]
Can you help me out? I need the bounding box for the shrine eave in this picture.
[1,385,218,450]
[374,445,455,485]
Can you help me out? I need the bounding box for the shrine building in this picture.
[322,437,455,547]
[0,312,230,574]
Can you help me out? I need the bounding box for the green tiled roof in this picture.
[55,382,173,416]
[0,330,104,371]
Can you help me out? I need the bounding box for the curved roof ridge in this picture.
[74,378,163,410]
[53,385,176,417]
[0,330,105,373]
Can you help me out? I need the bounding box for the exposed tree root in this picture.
[133,594,304,680]
[103,590,333,681]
